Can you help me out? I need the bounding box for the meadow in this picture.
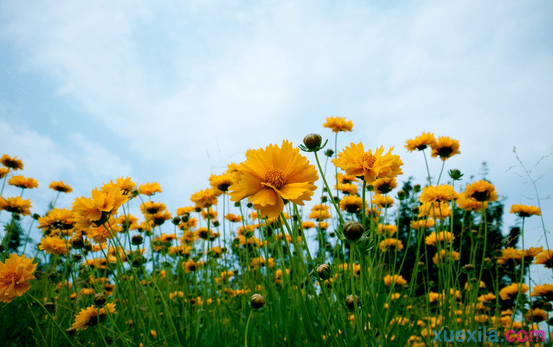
[0,117,550,346]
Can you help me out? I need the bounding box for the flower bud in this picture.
[70,235,84,249]
[172,217,181,225]
[316,264,332,280]
[345,294,359,311]
[250,294,266,309]
[413,184,421,193]
[397,190,408,200]
[343,221,364,242]
[448,169,463,181]
[94,293,107,307]
[132,234,143,246]
[303,133,323,151]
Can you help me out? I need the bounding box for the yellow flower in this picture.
[0,253,37,303]
[377,224,397,237]
[410,219,434,230]
[430,136,460,161]
[332,143,403,183]
[464,180,497,202]
[499,283,529,300]
[530,284,553,299]
[535,250,553,268]
[323,117,353,133]
[225,213,242,223]
[302,221,316,229]
[72,186,129,228]
[419,184,458,203]
[209,174,234,193]
[371,178,397,195]
[525,308,548,323]
[455,192,487,211]
[8,175,38,189]
[405,132,437,152]
[38,236,70,255]
[510,204,541,218]
[49,180,73,193]
[0,154,24,170]
[425,231,454,246]
[372,194,394,209]
[229,140,318,219]
[432,249,460,264]
[138,182,162,196]
[0,196,32,215]
[85,217,122,244]
[335,182,358,195]
[384,274,407,286]
[0,168,8,179]
[380,238,403,252]
[339,195,363,213]
[72,303,116,331]
[190,188,219,209]
[418,201,451,219]
[115,177,136,194]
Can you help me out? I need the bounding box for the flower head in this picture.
[38,236,70,255]
[333,143,403,183]
[430,137,460,161]
[8,175,38,189]
[72,186,129,228]
[0,196,32,215]
[339,195,363,213]
[49,181,73,193]
[209,174,234,193]
[0,253,37,303]
[138,182,162,196]
[510,204,541,218]
[499,283,529,300]
[323,117,353,133]
[419,184,458,203]
[229,140,318,219]
[0,154,24,170]
[190,188,219,209]
[405,132,437,152]
[464,180,497,202]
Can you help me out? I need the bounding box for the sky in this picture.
[0,0,552,281]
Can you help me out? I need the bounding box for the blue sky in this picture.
[1,0,552,280]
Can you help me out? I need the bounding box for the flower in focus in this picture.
[229,140,318,219]
[8,175,38,189]
[405,132,437,152]
[464,180,497,202]
[430,137,460,161]
[0,196,32,215]
[72,186,129,228]
[0,154,24,170]
[0,253,37,303]
[323,117,353,133]
[115,177,136,194]
[37,208,77,234]
[333,143,403,183]
[138,182,162,196]
[510,204,541,218]
[339,195,363,213]
[419,185,458,203]
[49,181,73,193]
[85,217,122,244]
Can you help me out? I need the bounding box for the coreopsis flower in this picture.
[115,177,136,194]
[525,308,548,323]
[405,132,437,152]
[229,140,319,219]
[225,213,242,223]
[138,182,162,196]
[116,214,139,230]
[410,219,434,230]
[302,221,316,229]
[430,137,460,161]
[332,143,403,183]
[49,180,73,193]
[432,249,460,264]
[380,238,403,252]
[8,175,38,189]
[200,209,217,220]
[339,195,363,213]
[384,274,407,286]
[464,180,497,202]
[190,188,219,209]
[499,283,529,300]
[337,172,358,184]
[335,182,358,195]
[72,186,129,228]
[0,154,24,170]
[535,250,553,268]
[176,206,194,216]
[0,168,8,179]
[419,184,458,203]
[497,247,523,265]
[0,196,32,215]
[418,201,451,219]
[38,236,70,255]
[309,209,331,221]
[371,178,397,195]
[377,224,398,237]
[372,194,394,209]
[183,259,203,273]
[85,217,122,244]
[478,293,496,302]
[455,192,487,211]
[425,231,454,246]
[209,173,234,193]
[140,201,166,215]
[0,254,37,303]
[72,303,117,331]
[323,117,353,133]
[510,204,541,218]
[530,284,553,300]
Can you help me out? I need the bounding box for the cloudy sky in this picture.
[1,0,552,279]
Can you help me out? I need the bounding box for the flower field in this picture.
[0,118,550,346]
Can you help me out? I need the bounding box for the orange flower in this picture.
[510,204,541,218]
[209,174,234,193]
[0,253,37,303]
[72,186,129,228]
[430,137,460,161]
[49,180,73,193]
[229,140,318,219]
[38,236,70,255]
[323,117,353,133]
[191,188,219,209]
[464,180,497,202]
[8,175,38,189]
[332,143,403,183]
[0,196,32,215]
[420,184,458,203]
[138,182,162,196]
[0,154,24,170]
[405,132,437,152]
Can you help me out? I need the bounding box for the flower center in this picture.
[361,153,376,168]
[264,168,285,189]
[3,271,19,286]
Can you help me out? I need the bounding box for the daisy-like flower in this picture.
[380,238,404,252]
[419,185,458,203]
[323,117,353,133]
[72,186,129,229]
[410,219,435,230]
[225,213,242,223]
[383,274,407,286]
[138,182,162,196]
[418,201,451,219]
[525,308,548,323]
[405,132,437,152]
[372,194,394,209]
[38,236,70,255]
[339,195,363,213]
[371,177,397,195]
[0,168,8,179]
[535,250,553,268]
[309,209,331,221]
[49,181,73,193]
[301,221,316,229]
[85,217,122,244]
[530,284,553,300]
[191,188,219,209]
[425,231,455,246]
[377,224,397,237]
[0,154,24,170]
[510,204,541,218]
[336,182,358,195]
[0,196,32,215]
[8,175,38,189]
[115,177,136,194]
[432,249,460,264]
[0,253,37,303]
[464,180,497,202]
[455,192,487,211]
[209,173,234,193]
[229,140,318,219]
[72,303,117,331]
[430,137,460,161]
[499,283,529,300]
[333,143,403,183]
